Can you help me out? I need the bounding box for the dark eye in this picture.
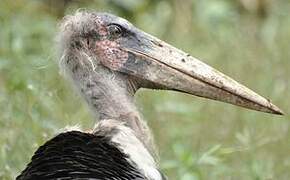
[108,24,123,38]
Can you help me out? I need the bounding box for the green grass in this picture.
[0,0,289,179]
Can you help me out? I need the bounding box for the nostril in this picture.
[87,39,90,46]
[150,40,163,47]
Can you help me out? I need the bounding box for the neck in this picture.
[63,51,155,153]
[83,70,155,153]
[82,70,137,121]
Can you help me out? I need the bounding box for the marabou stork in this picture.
[17,11,283,180]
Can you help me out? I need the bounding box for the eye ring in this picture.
[108,24,123,38]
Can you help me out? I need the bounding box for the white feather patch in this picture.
[94,120,162,180]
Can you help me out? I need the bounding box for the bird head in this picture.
[58,11,283,115]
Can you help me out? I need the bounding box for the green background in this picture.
[0,0,289,179]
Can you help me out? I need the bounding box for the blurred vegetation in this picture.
[0,0,289,179]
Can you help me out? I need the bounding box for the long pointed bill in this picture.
[117,32,283,115]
